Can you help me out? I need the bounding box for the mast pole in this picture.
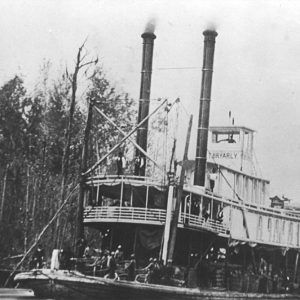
[75,100,93,256]
[167,115,193,262]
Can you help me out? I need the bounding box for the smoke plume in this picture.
[206,21,218,31]
[144,18,156,33]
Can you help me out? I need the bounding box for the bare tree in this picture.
[56,40,98,247]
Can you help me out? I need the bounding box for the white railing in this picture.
[85,174,166,189]
[84,206,229,236]
[179,212,229,235]
[84,206,166,225]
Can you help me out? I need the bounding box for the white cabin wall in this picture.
[212,165,269,205]
[224,206,300,248]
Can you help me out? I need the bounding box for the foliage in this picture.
[87,67,136,167]
[0,62,136,265]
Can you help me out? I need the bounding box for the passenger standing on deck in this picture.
[125,254,136,281]
[105,251,118,280]
[116,151,126,176]
[76,238,87,258]
[202,208,210,222]
[217,206,224,223]
[144,258,155,283]
[31,244,45,269]
[114,245,124,264]
[135,154,145,176]
[83,244,94,258]
[209,167,218,192]
[60,246,73,270]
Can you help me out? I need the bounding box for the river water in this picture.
[0,288,53,300]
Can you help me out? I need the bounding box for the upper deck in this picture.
[82,125,300,249]
[83,174,300,249]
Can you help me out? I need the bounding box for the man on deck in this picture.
[116,151,126,176]
[125,254,136,281]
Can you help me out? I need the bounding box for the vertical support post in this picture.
[145,185,149,209]
[217,167,221,195]
[240,129,245,172]
[168,115,193,262]
[96,185,100,205]
[130,188,133,207]
[294,251,299,283]
[162,185,174,264]
[233,173,236,200]
[184,195,188,223]
[120,179,124,207]
[200,195,203,217]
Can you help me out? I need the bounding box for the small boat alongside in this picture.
[14,269,300,300]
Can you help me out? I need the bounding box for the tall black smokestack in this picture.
[135,31,156,176]
[194,29,218,186]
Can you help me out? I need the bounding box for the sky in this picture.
[1,0,300,201]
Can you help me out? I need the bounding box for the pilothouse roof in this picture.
[209,126,255,134]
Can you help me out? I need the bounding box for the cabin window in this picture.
[268,218,272,241]
[257,216,263,240]
[288,222,294,245]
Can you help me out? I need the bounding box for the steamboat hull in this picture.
[14,270,299,300]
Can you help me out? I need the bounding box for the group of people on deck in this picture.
[142,257,174,284]
[29,242,177,285]
[107,150,145,177]
[82,244,137,281]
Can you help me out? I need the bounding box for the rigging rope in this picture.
[4,184,79,287]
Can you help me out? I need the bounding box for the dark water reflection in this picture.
[0,288,53,300]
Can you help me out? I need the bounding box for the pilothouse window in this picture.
[212,132,240,143]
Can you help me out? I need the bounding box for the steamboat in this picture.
[14,28,300,299]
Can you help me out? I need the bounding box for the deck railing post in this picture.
[130,188,133,207]
[120,178,124,208]
[145,185,149,209]
[211,197,213,220]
